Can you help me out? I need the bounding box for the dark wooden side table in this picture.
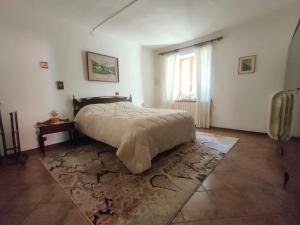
[36,119,75,156]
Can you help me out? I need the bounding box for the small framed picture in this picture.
[86,51,119,82]
[238,55,256,74]
[56,81,64,90]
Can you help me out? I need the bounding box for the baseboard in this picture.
[209,126,267,135]
[291,136,300,140]
[21,139,79,155]
[210,127,300,140]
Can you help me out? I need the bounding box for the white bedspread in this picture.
[74,102,196,174]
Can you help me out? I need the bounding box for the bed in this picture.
[73,95,196,174]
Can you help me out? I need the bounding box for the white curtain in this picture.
[160,53,180,108]
[195,44,212,128]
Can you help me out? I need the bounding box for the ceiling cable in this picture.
[91,0,139,32]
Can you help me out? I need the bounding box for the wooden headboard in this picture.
[73,95,132,117]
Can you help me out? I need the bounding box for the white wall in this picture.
[0,4,155,151]
[154,6,300,134]
[210,8,299,133]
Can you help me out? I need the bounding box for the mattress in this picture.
[75,102,196,173]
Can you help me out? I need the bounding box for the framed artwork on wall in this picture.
[86,51,119,82]
[238,55,256,74]
[56,81,64,90]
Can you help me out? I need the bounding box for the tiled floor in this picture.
[0,128,299,225]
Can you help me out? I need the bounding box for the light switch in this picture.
[40,61,48,69]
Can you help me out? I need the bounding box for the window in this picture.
[177,54,196,100]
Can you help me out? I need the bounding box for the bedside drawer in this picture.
[38,122,75,135]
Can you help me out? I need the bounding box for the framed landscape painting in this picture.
[238,55,256,74]
[87,51,119,82]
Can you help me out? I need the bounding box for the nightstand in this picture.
[36,119,76,156]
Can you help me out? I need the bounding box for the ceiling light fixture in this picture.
[91,0,139,32]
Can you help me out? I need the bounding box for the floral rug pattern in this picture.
[41,132,238,225]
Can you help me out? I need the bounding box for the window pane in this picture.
[181,59,190,94]
[179,56,195,99]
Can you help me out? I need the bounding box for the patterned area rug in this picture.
[41,132,238,225]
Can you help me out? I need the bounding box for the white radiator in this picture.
[171,101,198,125]
[268,91,294,141]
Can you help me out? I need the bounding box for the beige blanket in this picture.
[75,102,196,173]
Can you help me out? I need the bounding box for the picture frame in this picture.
[86,51,119,82]
[238,55,256,74]
[56,81,64,90]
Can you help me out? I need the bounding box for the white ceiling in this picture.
[8,0,300,48]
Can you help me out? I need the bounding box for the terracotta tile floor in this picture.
[0,128,299,225]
